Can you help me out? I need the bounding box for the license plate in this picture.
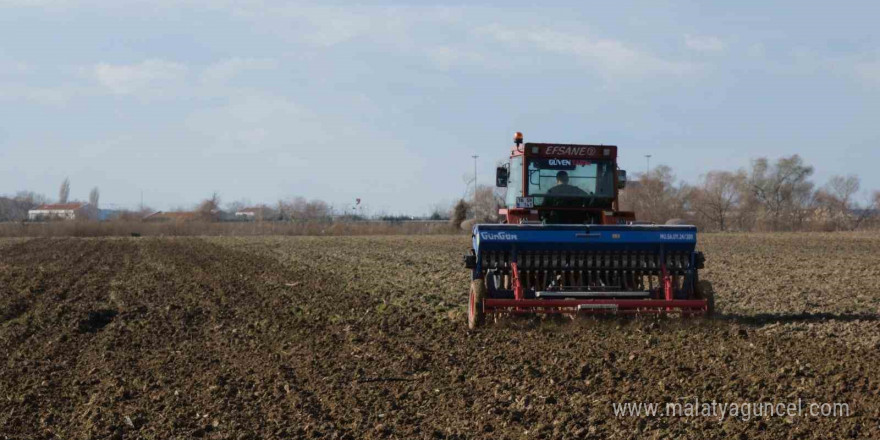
[516,197,534,208]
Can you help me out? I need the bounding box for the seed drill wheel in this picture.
[468,279,486,329]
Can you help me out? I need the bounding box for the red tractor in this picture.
[464,132,710,328]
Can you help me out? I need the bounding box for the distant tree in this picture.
[0,191,50,221]
[302,199,331,220]
[690,170,746,231]
[89,187,100,208]
[471,185,504,223]
[619,165,686,224]
[815,175,871,230]
[277,197,332,221]
[748,155,814,231]
[59,177,70,204]
[0,197,28,221]
[826,175,860,207]
[225,199,250,215]
[450,199,469,229]
[14,191,48,206]
[256,205,276,221]
[428,201,451,221]
[197,192,222,221]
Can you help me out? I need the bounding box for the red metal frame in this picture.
[483,298,708,314]
[491,262,709,316]
[510,261,524,300]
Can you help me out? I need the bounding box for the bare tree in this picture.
[619,165,686,224]
[253,204,276,221]
[0,191,49,222]
[59,177,70,204]
[89,187,100,208]
[225,199,250,214]
[277,197,332,221]
[0,197,33,221]
[690,171,746,231]
[302,199,331,220]
[748,155,814,231]
[197,192,222,221]
[428,201,451,221]
[14,191,48,206]
[471,185,504,223]
[450,199,469,229]
[827,175,860,206]
[815,175,870,230]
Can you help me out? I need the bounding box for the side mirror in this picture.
[496,166,509,187]
[617,170,627,189]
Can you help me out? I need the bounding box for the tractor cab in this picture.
[495,132,634,225]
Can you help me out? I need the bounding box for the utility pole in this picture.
[645,154,652,176]
[472,155,479,196]
[472,155,479,219]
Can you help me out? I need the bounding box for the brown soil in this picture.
[1,234,878,439]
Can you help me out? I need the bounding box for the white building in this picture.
[28,203,89,220]
[235,207,271,221]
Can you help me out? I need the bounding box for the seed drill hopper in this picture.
[464,133,710,328]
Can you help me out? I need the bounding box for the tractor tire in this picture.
[696,279,715,318]
[468,279,486,329]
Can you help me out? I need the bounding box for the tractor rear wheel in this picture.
[468,279,486,329]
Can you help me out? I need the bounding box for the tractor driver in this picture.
[547,171,589,197]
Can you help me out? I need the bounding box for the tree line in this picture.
[0,178,435,223]
[620,155,878,232]
[4,155,878,231]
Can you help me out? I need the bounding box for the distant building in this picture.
[142,211,200,222]
[28,203,90,221]
[235,206,272,221]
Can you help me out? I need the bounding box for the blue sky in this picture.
[1,1,878,214]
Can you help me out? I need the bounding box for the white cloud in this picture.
[478,24,695,77]
[228,5,405,47]
[91,59,188,96]
[0,59,31,76]
[0,84,80,106]
[199,57,278,85]
[684,34,726,53]
[184,93,316,155]
[747,42,765,58]
[301,9,379,47]
[227,4,470,59]
[424,46,485,70]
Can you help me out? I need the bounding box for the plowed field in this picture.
[1,234,878,439]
